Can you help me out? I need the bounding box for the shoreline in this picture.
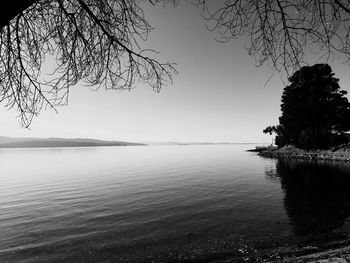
[217,239,350,262]
[256,144,350,163]
[267,242,350,263]
[279,245,350,263]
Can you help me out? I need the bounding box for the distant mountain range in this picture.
[142,141,258,145]
[0,136,145,148]
[0,136,261,149]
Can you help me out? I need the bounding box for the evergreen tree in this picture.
[264,64,350,149]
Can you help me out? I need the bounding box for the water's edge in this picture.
[258,145,350,162]
[208,236,350,262]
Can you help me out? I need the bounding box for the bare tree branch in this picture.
[200,0,350,77]
[0,0,177,127]
[4,0,350,127]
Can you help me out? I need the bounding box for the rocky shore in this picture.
[280,245,350,263]
[266,243,350,263]
[257,144,350,162]
[229,241,350,262]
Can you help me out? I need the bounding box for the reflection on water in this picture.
[266,159,350,237]
[1,146,350,262]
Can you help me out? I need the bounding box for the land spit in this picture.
[257,144,350,162]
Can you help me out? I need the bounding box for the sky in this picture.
[1,2,350,143]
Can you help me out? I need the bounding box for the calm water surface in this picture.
[1,145,350,262]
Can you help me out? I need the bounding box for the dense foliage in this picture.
[264,64,350,149]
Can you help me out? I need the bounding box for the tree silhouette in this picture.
[0,0,176,127]
[264,64,350,149]
[5,1,350,126]
[201,1,350,75]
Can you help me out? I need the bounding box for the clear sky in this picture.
[1,2,350,143]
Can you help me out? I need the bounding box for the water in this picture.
[1,145,350,262]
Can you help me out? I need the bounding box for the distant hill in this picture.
[0,136,146,148]
[142,141,258,145]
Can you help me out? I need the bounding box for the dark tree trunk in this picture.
[0,0,37,29]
